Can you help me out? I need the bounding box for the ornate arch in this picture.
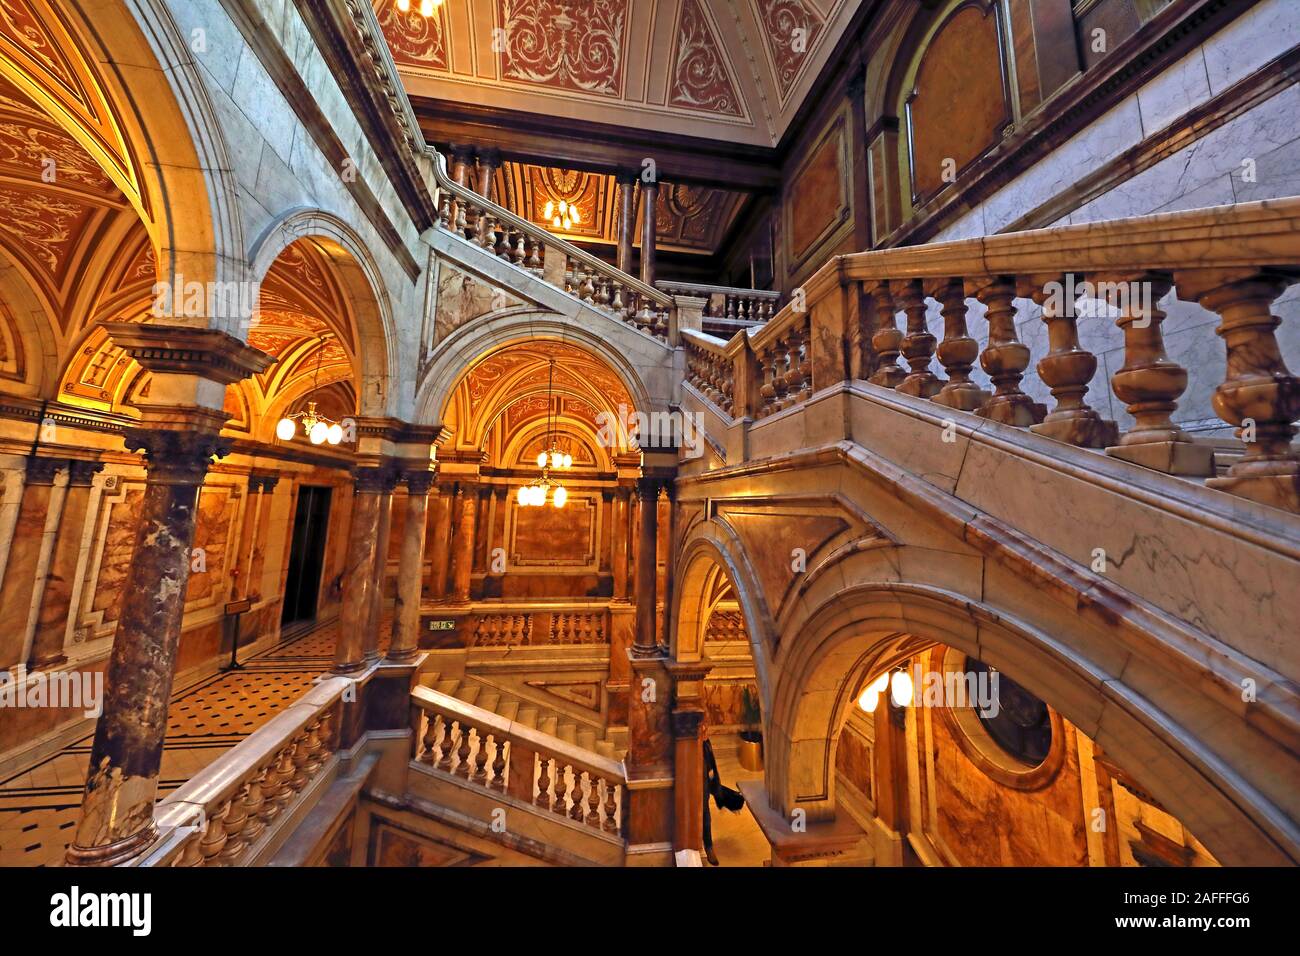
[766,581,1300,867]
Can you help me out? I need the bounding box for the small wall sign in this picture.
[427,619,456,631]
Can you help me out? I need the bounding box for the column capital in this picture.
[614,167,641,186]
[635,475,665,501]
[122,425,231,485]
[670,708,705,740]
[354,464,397,494]
[404,470,436,496]
[25,455,62,486]
[67,459,105,488]
[249,472,280,495]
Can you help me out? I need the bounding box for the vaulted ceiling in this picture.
[375,0,859,148]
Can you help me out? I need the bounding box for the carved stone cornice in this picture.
[101,322,274,385]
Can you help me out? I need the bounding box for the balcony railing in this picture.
[680,198,1300,513]
[411,685,626,838]
[430,153,674,342]
[466,601,611,647]
[656,280,780,338]
[139,676,349,866]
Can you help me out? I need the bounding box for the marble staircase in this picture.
[418,671,627,761]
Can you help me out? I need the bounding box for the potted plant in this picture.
[738,685,764,771]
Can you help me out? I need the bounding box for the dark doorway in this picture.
[281,485,332,626]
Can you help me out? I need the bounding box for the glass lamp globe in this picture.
[516,486,528,505]
[890,670,913,708]
[562,453,573,469]
[276,417,297,441]
[309,421,329,445]
[552,486,567,508]
[326,423,343,445]
[857,687,879,713]
[536,452,548,468]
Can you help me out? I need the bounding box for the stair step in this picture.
[418,671,441,688]
[594,740,617,759]
[557,723,577,744]
[516,706,539,729]
[476,691,501,713]
[538,715,558,736]
[576,728,597,751]
[456,684,481,706]
[435,679,460,696]
[497,698,520,722]
[606,727,628,750]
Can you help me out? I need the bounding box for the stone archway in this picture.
[767,581,1300,867]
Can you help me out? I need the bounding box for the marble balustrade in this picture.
[411,685,625,837]
[678,198,1300,513]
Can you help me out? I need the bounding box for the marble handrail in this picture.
[656,281,780,323]
[140,677,349,866]
[411,684,626,836]
[430,152,673,340]
[686,198,1300,512]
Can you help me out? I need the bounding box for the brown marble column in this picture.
[390,470,433,662]
[30,459,104,669]
[611,485,630,600]
[0,456,60,669]
[449,144,475,187]
[426,483,453,601]
[447,481,478,604]
[334,467,388,674]
[633,476,662,657]
[476,147,501,200]
[671,708,706,852]
[66,416,232,865]
[639,179,659,288]
[363,471,397,662]
[616,168,638,276]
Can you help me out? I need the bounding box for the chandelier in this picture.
[275,335,345,446]
[542,199,582,232]
[517,359,570,508]
[395,0,444,15]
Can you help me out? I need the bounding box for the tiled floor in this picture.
[0,619,357,867]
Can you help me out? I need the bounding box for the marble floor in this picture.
[705,735,770,868]
[0,618,360,867]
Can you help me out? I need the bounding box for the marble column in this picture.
[616,168,638,276]
[633,477,662,657]
[334,466,388,674]
[66,418,231,865]
[0,456,60,669]
[363,471,397,662]
[389,470,434,662]
[30,459,103,669]
[671,708,706,852]
[476,147,501,200]
[426,483,453,601]
[447,481,478,604]
[449,144,475,187]
[639,179,659,288]
[611,485,631,600]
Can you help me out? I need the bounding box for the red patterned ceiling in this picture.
[376,0,856,147]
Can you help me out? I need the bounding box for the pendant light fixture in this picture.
[275,335,345,446]
[517,357,570,508]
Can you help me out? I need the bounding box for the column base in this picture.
[737,780,872,867]
[1106,439,1214,476]
[64,823,159,867]
[1031,414,1118,449]
[1205,472,1300,513]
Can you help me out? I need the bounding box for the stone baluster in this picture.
[602,781,619,833]
[927,277,989,411]
[896,279,942,398]
[240,772,266,845]
[456,722,474,779]
[437,716,456,771]
[1020,274,1117,448]
[438,191,451,229]
[967,276,1044,426]
[255,763,282,827]
[1097,272,1212,475]
[535,756,552,809]
[552,763,569,816]
[1180,269,1300,510]
[526,237,542,274]
[419,712,439,763]
[216,785,251,865]
[868,281,906,388]
[586,774,602,827]
[570,771,587,822]
[198,800,230,865]
[473,728,490,785]
[490,736,508,791]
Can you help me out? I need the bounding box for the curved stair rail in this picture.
[410,684,627,838]
[429,152,675,342]
[683,197,1300,514]
[137,677,349,866]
